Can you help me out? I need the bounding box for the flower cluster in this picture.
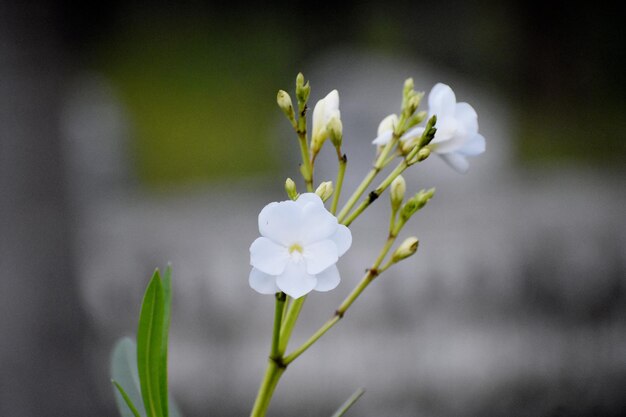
[373,83,485,173]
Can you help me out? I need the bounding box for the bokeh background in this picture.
[2,1,625,416]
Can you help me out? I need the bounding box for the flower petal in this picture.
[428,83,456,117]
[458,133,485,156]
[250,237,289,275]
[303,240,339,275]
[258,200,303,245]
[400,126,425,143]
[454,102,478,137]
[372,130,393,146]
[276,261,317,299]
[377,114,398,136]
[439,153,470,173]
[300,200,338,245]
[249,268,279,295]
[314,265,341,292]
[294,192,324,208]
[330,225,352,257]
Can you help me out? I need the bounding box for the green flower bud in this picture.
[417,147,430,162]
[315,181,334,202]
[406,92,423,115]
[390,175,406,212]
[296,73,310,105]
[327,116,343,148]
[277,90,296,125]
[407,111,427,129]
[285,177,299,200]
[391,237,419,263]
[418,115,437,147]
[403,78,415,98]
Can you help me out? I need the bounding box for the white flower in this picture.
[249,193,352,298]
[311,90,341,153]
[371,114,398,146]
[370,83,485,173]
[419,83,485,173]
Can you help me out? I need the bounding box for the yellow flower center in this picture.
[288,243,303,254]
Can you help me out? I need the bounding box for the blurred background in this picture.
[1,1,625,416]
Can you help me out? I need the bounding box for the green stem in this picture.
[278,296,306,354]
[283,233,398,365]
[249,360,285,417]
[331,150,347,215]
[296,104,314,192]
[337,134,399,222]
[250,292,287,417]
[271,293,287,359]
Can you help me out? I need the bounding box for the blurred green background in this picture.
[68,1,624,186]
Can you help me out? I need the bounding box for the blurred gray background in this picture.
[1,1,625,416]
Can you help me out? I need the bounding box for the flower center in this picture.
[288,243,303,254]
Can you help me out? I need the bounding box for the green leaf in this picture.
[112,380,142,417]
[111,338,147,417]
[330,388,366,417]
[137,270,165,417]
[160,264,173,417]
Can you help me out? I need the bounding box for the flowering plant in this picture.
[109,74,484,417]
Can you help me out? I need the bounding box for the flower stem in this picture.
[278,296,306,353]
[331,150,347,215]
[341,159,408,227]
[249,360,285,417]
[337,134,399,222]
[283,233,398,365]
[296,104,314,192]
[250,292,287,417]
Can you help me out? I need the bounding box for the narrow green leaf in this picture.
[111,338,147,417]
[137,270,165,417]
[113,380,142,417]
[160,264,173,417]
[330,388,366,417]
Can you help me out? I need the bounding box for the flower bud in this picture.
[285,177,299,200]
[277,90,296,124]
[403,78,414,98]
[391,237,419,263]
[417,147,430,162]
[418,115,437,147]
[315,181,334,202]
[406,111,427,129]
[406,92,423,115]
[296,73,310,105]
[328,116,343,147]
[390,175,406,212]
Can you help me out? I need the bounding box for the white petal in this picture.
[428,83,456,117]
[303,240,339,275]
[439,153,470,173]
[258,200,303,246]
[454,102,478,137]
[330,225,352,257]
[314,265,341,292]
[372,130,393,146]
[276,261,317,299]
[400,126,425,142]
[324,90,340,115]
[300,200,338,244]
[250,237,289,275]
[458,133,485,156]
[295,192,324,208]
[249,268,279,295]
[377,114,398,136]
[311,97,326,142]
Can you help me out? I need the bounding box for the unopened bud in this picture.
[390,175,406,212]
[296,73,310,105]
[418,115,437,147]
[328,117,343,147]
[407,111,427,129]
[285,178,299,200]
[406,92,423,114]
[403,78,414,97]
[417,147,430,161]
[392,237,419,263]
[315,181,334,202]
[277,90,296,124]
